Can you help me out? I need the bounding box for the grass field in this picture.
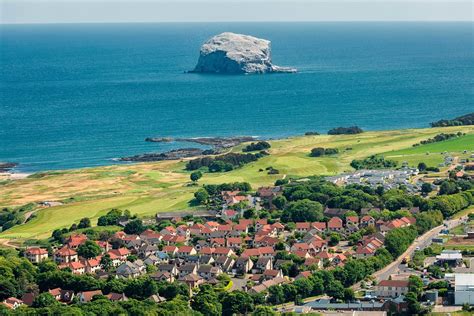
[1,126,473,240]
[385,133,474,167]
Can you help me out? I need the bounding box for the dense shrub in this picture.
[328,126,363,135]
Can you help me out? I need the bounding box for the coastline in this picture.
[0,172,31,181]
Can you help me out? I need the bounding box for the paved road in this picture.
[353,217,465,290]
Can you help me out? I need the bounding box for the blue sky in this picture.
[1,0,472,24]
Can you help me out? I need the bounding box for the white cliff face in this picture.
[192,32,297,74]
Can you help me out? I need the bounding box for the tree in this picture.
[77,240,101,259]
[78,217,91,229]
[272,195,287,210]
[405,291,423,315]
[328,232,341,246]
[221,291,254,316]
[124,219,145,235]
[243,208,256,219]
[408,275,424,297]
[33,292,58,308]
[343,288,355,302]
[190,171,202,182]
[124,277,157,300]
[418,162,427,171]
[267,285,285,305]
[253,306,278,316]
[421,183,433,194]
[310,147,325,157]
[194,188,209,205]
[281,199,323,222]
[191,285,222,316]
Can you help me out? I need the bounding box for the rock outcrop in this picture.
[191,32,296,74]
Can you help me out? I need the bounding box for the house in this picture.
[213,247,234,258]
[210,238,226,248]
[157,264,179,276]
[25,247,49,263]
[327,217,343,232]
[226,237,244,249]
[48,288,74,303]
[436,250,463,266]
[150,271,175,283]
[178,264,198,278]
[83,257,102,274]
[234,256,254,274]
[197,265,222,280]
[241,246,275,258]
[215,256,235,272]
[138,244,158,258]
[61,261,85,274]
[107,293,128,302]
[375,280,409,298]
[116,261,143,278]
[77,290,103,303]
[54,246,78,264]
[296,222,311,233]
[65,234,88,249]
[108,248,130,261]
[263,269,283,280]
[254,257,273,273]
[360,215,375,227]
[454,273,474,305]
[345,216,359,228]
[176,246,197,258]
[2,298,23,310]
[162,245,179,257]
[295,271,313,280]
[178,274,204,289]
[144,254,161,266]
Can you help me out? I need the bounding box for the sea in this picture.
[1,22,473,172]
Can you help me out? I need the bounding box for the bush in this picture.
[242,141,271,152]
[328,126,363,135]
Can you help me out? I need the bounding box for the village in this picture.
[3,174,472,315]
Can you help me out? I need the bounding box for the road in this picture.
[354,217,464,290]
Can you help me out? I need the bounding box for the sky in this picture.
[1,0,472,24]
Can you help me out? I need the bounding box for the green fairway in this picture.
[1,126,474,240]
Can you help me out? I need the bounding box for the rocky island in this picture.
[191,32,297,74]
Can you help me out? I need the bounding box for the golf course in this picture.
[1,126,473,241]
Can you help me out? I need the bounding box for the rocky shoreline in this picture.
[121,136,257,162]
[145,136,257,149]
[0,162,18,173]
[119,148,211,162]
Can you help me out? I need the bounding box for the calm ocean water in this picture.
[1,22,473,172]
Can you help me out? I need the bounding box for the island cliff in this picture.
[191,32,296,74]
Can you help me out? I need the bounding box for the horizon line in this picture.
[2,20,473,25]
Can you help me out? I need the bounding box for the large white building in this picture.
[454,273,474,305]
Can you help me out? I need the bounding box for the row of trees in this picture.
[413,132,464,147]
[328,126,364,135]
[310,147,339,157]
[185,152,267,172]
[242,141,271,152]
[430,112,474,127]
[350,155,398,170]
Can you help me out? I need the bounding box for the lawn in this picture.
[1,125,473,240]
[384,133,474,167]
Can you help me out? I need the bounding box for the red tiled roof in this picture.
[328,217,343,228]
[26,248,48,255]
[55,246,77,256]
[378,280,409,287]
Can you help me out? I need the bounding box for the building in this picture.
[24,248,49,263]
[454,273,474,305]
[436,250,463,266]
[375,280,409,298]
